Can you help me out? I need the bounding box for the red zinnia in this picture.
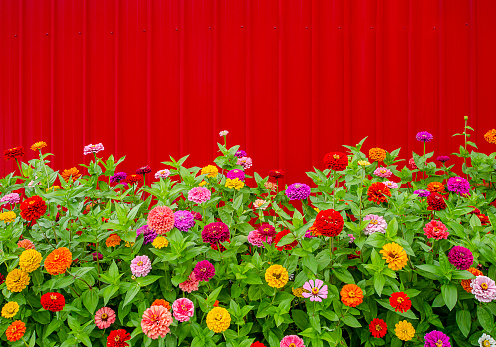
[427,192,447,211]
[323,152,348,171]
[107,329,131,347]
[251,343,267,347]
[389,292,411,313]
[268,170,285,182]
[369,318,387,338]
[274,230,298,251]
[312,209,344,237]
[20,195,47,221]
[4,146,25,160]
[126,174,142,185]
[478,214,490,226]
[0,272,4,285]
[367,182,391,204]
[40,292,66,312]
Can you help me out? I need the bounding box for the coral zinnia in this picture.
[461,267,483,293]
[389,292,411,313]
[6,269,30,292]
[369,318,387,338]
[141,305,173,339]
[179,272,200,293]
[367,182,391,204]
[5,320,26,342]
[172,298,195,322]
[427,193,447,211]
[206,307,231,333]
[147,206,175,235]
[369,148,386,162]
[40,292,66,312]
[20,195,47,221]
[484,129,496,144]
[44,247,72,275]
[380,243,408,270]
[265,265,289,288]
[107,329,131,347]
[106,233,121,247]
[1,302,20,318]
[274,229,298,251]
[323,152,348,171]
[312,209,344,237]
[61,167,81,182]
[340,284,364,307]
[395,320,415,341]
[423,220,449,240]
[19,249,42,273]
[95,307,116,329]
[31,141,47,151]
[4,146,25,160]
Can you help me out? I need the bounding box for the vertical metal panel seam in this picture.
[114,0,119,155]
[146,0,151,165]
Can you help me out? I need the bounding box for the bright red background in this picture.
[1,0,495,184]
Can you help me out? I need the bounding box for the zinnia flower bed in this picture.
[1,126,496,347]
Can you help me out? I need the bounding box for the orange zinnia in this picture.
[369,148,387,162]
[44,247,72,275]
[427,182,445,193]
[461,267,483,293]
[6,320,26,342]
[340,284,364,307]
[106,233,121,247]
[61,167,81,182]
[484,129,496,144]
[152,299,171,311]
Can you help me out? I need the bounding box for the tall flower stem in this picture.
[15,158,24,177]
[39,149,51,189]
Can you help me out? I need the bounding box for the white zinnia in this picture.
[479,333,496,347]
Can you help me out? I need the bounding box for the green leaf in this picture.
[207,285,223,304]
[43,319,61,339]
[441,283,458,311]
[332,268,355,284]
[373,272,385,297]
[82,289,99,315]
[478,305,494,331]
[292,309,309,331]
[341,314,361,328]
[123,284,140,307]
[302,255,318,275]
[136,275,162,287]
[456,310,471,337]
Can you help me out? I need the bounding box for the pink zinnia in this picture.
[83,143,104,155]
[155,169,170,179]
[147,206,175,235]
[383,181,398,189]
[188,187,211,204]
[363,214,387,235]
[17,239,35,250]
[247,230,273,248]
[470,276,496,303]
[423,220,449,240]
[94,307,116,329]
[409,157,417,169]
[1,193,20,204]
[130,255,152,277]
[373,167,392,178]
[237,157,252,170]
[280,335,305,347]
[172,298,195,322]
[141,305,173,339]
[302,279,328,302]
[179,272,200,293]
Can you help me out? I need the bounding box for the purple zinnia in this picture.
[136,224,158,245]
[191,211,202,221]
[416,131,434,142]
[305,229,316,238]
[1,193,20,205]
[110,172,127,183]
[448,246,473,270]
[92,252,103,261]
[201,222,230,245]
[447,176,470,195]
[193,260,215,282]
[285,183,311,200]
[235,150,247,158]
[413,189,430,197]
[136,165,152,175]
[424,331,451,347]
[174,211,195,232]
[226,169,246,182]
[437,156,450,163]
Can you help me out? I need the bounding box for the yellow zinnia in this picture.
[30,141,47,151]
[358,160,371,166]
[206,307,231,333]
[395,320,415,341]
[265,264,289,288]
[201,165,218,178]
[199,181,207,187]
[19,249,42,273]
[152,236,169,249]
[225,178,244,190]
[1,302,19,319]
[0,211,16,224]
[6,269,30,293]
[292,287,309,298]
[380,242,408,270]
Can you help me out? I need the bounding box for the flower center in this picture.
[182,305,186,310]
[54,255,60,260]
[114,336,120,341]
[369,220,378,225]
[273,273,281,279]
[397,297,404,303]
[333,154,340,159]
[50,295,58,300]
[375,325,382,331]
[289,344,296,347]
[11,327,17,333]
[436,341,443,347]
[348,292,355,298]
[482,282,488,290]
[151,314,158,322]
[484,341,491,347]
[137,261,143,266]
[312,287,319,295]
[101,313,108,319]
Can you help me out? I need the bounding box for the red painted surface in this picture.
[1,1,495,184]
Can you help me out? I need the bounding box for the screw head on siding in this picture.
[274,26,276,29]
[111,32,113,34]
[241,25,243,28]
[79,32,81,34]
